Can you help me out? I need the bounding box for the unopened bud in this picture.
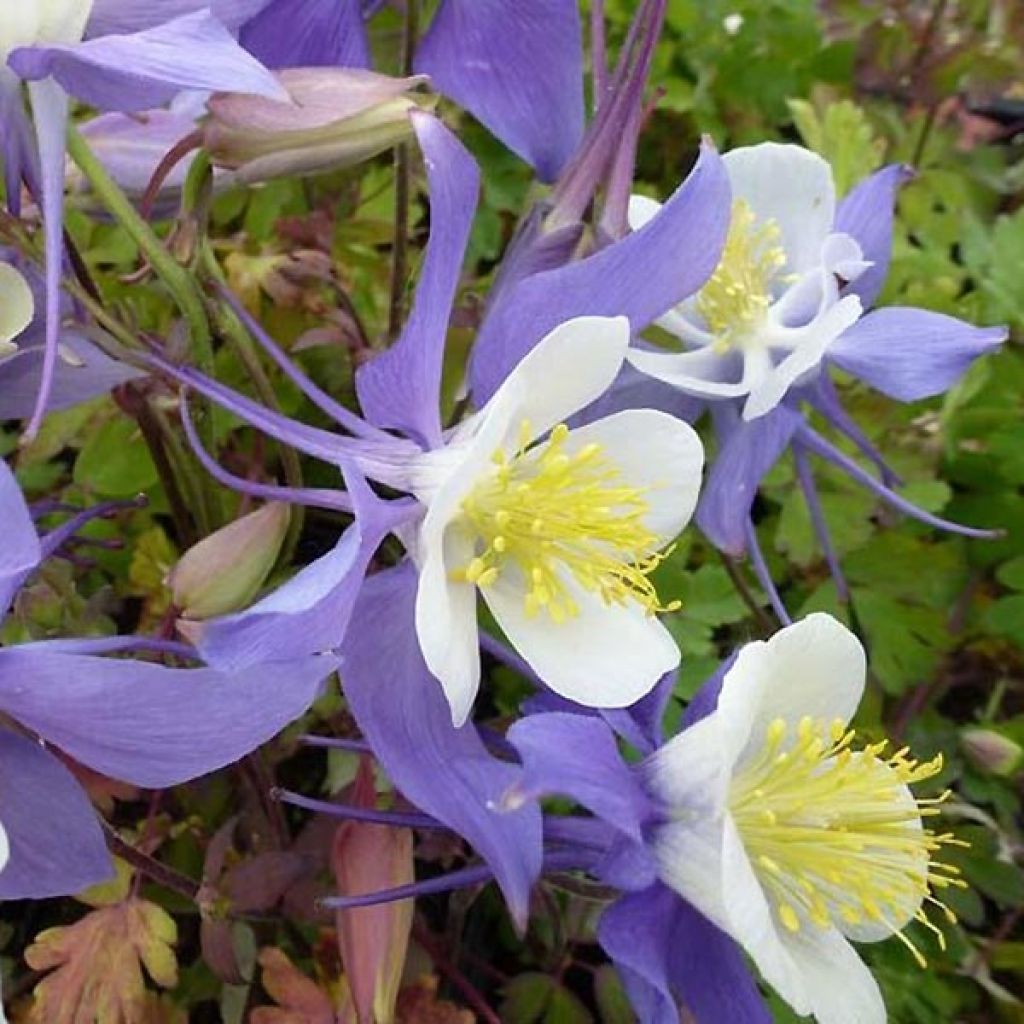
[168,503,289,619]
[333,758,413,1024]
[204,68,431,185]
[961,728,1023,777]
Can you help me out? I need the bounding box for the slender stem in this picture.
[717,549,775,635]
[412,920,502,1024]
[66,125,214,374]
[103,823,199,901]
[149,401,218,537]
[387,0,419,342]
[119,385,197,547]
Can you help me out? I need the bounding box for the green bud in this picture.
[168,503,289,620]
[203,68,432,184]
[961,727,1023,777]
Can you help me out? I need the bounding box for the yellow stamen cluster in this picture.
[696,199,787,350]
[454,421,679,623]
[730,715,967,966]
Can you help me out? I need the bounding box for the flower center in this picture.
[696,199,787,350]
[729,715,967,965]
[454,421,679,623]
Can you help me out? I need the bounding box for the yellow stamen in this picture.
[455,420,677,623]
[696,199,787,350]
[729,717,963,964]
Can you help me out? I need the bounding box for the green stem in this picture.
[66,125,214,373]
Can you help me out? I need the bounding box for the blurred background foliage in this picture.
[2,1,1023,1022]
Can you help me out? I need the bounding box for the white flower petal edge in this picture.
[482,571,680,708]
[0,264,34,358]
[716,612,866,770]
[723,142,835,276]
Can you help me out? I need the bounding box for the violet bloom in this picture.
[620,144,1005,612]
[0,456,339,902]
[1,4,284,438]
[147,113,723,921]
[151,114,725,717]
[505,615,965,1024]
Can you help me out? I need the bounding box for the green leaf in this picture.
[74,415,158,497]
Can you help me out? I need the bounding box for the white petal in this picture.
[486,316,630,443]
[626,345,755,400]
[721,815,814,1015]
[651,813,731,933]
[724,143,836,276]
[0,816,9,873]
[482,573,679,708]
[627,193,663,232]
[37,0,93,44]
[0,264,34,349]
[718,613,866,771]
[414,525,482,726]
[644,713,730,811]
[822,231,870,283]
[780,926,887,1024]
[655,304,715,346]
[0,9,41,54]
[742,294,862,419]
[561,409,704,539]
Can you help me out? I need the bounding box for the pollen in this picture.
[729,715,967,966]
[453,421,680,623]
[696,199,787,350]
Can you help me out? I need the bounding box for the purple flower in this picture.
[0,456,339,901]
[612,144,1006,608]
[1,6,284,438]
[626,144,1005,419]
[505,615,964,1024]
[154,113,712,724]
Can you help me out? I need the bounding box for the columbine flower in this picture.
[408,315,703,725]
[506,614,967,1024]
[626,142,867,420]
[151,112,713,727]
[0,456,338,901]
[617,147,1006,613]
[141,109,712,931]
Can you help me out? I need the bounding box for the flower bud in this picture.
[961,727,1023,777]
[204,68,431,185]
[332,758,414,1024]
[168,502,289,620]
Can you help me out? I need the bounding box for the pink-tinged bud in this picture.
[961,728,1023,777]
[204,68,432,185]
[168,503,289,620]
[332,758,414,1024]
